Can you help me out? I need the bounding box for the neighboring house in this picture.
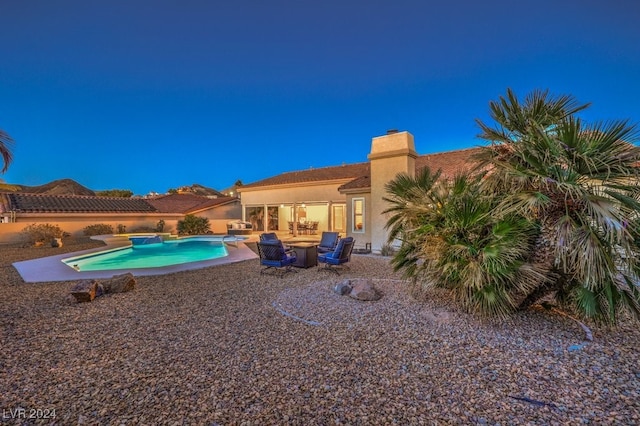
[0,192,241,243]
[145,193,241,230]
[238,130,481,252]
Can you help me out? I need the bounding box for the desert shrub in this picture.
[21,223,65,244]
[83,223,114,236]
[177,214,210,235]
[95,189,133,197]
[379,243,396,257]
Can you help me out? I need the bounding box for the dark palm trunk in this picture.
[514,213,562,310]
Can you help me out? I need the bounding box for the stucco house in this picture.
[0,130,480,249]
[238,130,480,252]
[0,192,241,243]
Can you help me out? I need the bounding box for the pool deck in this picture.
[13,236,259,283]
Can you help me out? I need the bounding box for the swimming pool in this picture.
[62,236,238,272]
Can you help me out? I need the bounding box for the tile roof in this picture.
[415,147,483,177]
[337,175,371,191]
[238,162,371,189]
[0,192,239,215]
[2,193,159,213]
[338,147,483,191]
[241,148,482,192]
[145,194,238,214]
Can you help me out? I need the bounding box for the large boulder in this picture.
[70,280,99,303]
[69,273,135,303]
[348,278,381,301]
[333,279,352,296]
[102,273,136,294]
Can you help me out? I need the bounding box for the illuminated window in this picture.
[352,198,364,233]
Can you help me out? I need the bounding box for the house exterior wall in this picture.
[367,131,417,253]
[0,197,244,243]
[343,192,372,250]
[239,181,350,233]
[239,182,347,205]
[0,213,183,244]
[192,201,242,234]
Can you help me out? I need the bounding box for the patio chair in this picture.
[260,232,293,252]
[317,237,354,274]
[317,231,340,254]
[259,232,278,242]
[257,239,298,277]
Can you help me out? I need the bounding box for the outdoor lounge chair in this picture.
[259,232,278,242]
[257,239,298,277]
[317,237,354,274]
[317,231,340,254]
[260,232,293,251]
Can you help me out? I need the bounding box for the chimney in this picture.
[368,131,417,253]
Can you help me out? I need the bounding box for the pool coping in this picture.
[13,236,259,283]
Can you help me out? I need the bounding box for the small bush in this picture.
[177,214,210,235]
[21,223,65,244]
[116,224,127,234]
[380,243,396,257]
[156,220,165,232]
[83,223,114,236]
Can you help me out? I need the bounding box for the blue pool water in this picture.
[63,237,230,271]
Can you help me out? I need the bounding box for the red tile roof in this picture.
[238,147,483,192]
[145,194,238,214]
[0,192,237,215]
[415,147,483,177]
[338,147,482,191]
[239,162,371,189]
[337,175,371,191]
[1,193,158,213]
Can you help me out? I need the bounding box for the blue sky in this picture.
[1,0,639,195]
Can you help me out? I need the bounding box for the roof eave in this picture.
[339,186,371,194]
[239,178,359,192]
[186,198,240,214]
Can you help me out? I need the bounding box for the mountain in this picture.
[1,179,226,198]
[175,183,225,197]
[11,179,96,196]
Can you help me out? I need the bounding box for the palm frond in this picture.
[0,129,14,173]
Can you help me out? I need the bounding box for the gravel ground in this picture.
[1,238,639,425]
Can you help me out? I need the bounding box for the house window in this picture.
[352,198,364,233]
[245,206,265,231]
[332,204,345,232]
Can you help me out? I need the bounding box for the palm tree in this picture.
[383,167,442,279]
[384,168,544,318]
[0,128,14,173]
[475,88,640,324]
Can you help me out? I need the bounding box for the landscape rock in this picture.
[333,279,352,295]
[3,239,640,425]
[96,283,105,298]
[102,273,136,294]
[348,278,381,301]
[70,280,99,303]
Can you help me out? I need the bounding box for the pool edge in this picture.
[13,241,258,283]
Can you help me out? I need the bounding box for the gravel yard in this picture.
[1,238,639,425]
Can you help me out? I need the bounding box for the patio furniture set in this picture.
[257,231,354,276]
